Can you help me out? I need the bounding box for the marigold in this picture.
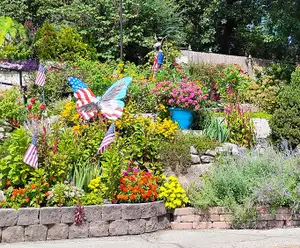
[30,184,37,189]
[24,198,30,203]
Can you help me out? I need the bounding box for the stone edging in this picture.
[171,207,300,230]
[0,201,169,243]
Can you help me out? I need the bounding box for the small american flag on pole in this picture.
[23,135,38,169]
[98,123,116,153]
[35,64,46,87]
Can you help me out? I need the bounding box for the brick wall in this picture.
[0,201,169,243]
[171,207,300,230]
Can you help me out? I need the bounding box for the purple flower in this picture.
[133,168,139,173]
[122,171,128,176]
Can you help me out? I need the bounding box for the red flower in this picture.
[39,103,46,111]
[221,73,225,77]
[27,104,33,110]
[30,98,37,104]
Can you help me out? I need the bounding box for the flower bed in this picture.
[171,207,300,230]
[0,201,169,243]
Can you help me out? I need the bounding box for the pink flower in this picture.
[169,99,175,103]
[133,168,139,173]
[27,104,33,110]
[30,98,37,104]
[122,171,128,176]
[195,105,200,111]
[188,99,193,104]
[39,103,46,111]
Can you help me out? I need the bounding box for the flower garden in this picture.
[0,50,300,242]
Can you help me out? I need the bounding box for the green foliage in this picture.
[0,88,26,129]
[203,117,229,143]
[81,192,103,206]
[159,132,219,174]
[34,23,96,61]
[187,148,300,225]
[225,105,255,148]
[270,82,300,149]
[159,175,189,209]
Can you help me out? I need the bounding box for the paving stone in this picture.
[0,209,18,227]
[25,224,47,241]
[69,223,89,239]
[109,220,128,236]
[84,206,102,222]
[18,208,39,226]
[128,219,146,235]
[47,223,69,240]
[40,207,61,224]
[2,226,24,243]
[170,222,193,230]
[102,205,122,221]
[89,221,109,237]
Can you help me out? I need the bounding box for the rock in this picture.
[145,217,158,233]
[215,146,227,154]
[0,209,18,227]
[2,226,24,243]
[84,205,102,222]
[0,190,5,201]
[222,143,238,153]
[47,223,69,240]
[122,204,142,220]
[128,219,146,235]
[190,146,198,155]
[102,204,122,221]
[40,207,61,224]
[89,221,109,237]
[205,149,217,157]
[141,202,157,218]
[69,223,89,239]
[231,145,239,156]
[252,118,271,140]
[109,220,128,236]
[191,154,201,164]
[201,155,214,164]
[157,215,170,230]
[61,207,76,224]
[18,208,40,226]
[25,224,47,241]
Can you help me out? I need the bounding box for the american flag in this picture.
[68,77,97,121]
[35,64,46,87]
[23,135,38,169]
[98,123,116,153]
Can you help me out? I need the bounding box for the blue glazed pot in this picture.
[169,107,193,129]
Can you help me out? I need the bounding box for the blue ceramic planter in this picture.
[169,107,193,129]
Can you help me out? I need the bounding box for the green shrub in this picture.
[203,117,229,143]
[187,148,300,226]
[269,83,300,149]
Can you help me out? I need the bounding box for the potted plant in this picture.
[152,81,207,129]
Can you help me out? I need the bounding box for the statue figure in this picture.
[152,42,164,72]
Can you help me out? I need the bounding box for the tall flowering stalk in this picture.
[152,81,207,111]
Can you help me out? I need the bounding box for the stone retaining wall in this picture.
[171,207,300,230]
[0,201,169,243]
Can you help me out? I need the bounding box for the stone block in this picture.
[292,220,300,227]
[201,155,214,164]
[128,219,146,235]
[40,207,61,224]
[84,206,102,222]
[157,215,169,230]
[268,220,284,228]
[25,225,47,241]
[210,215,220,222]
[109,220,128,236]
[18,208,39,226]
[193,221,212,229]
[257,214,275,221]
[180,215,196,223]
[191,155,201,164]
[0,209,18,227]
[255,221,268,229]
[141,202,157,218]
[276,213,292,221]
[256,206,269,214]
[61,207,76,224]
[212,222,231,229]
[220,214,232,222]
[145,217,158,233]
[276,208,291,215]
[102,205,122,221]
[170,222,193,230]
[122,204,142,220]
[156,201,167,216]
[209,207,230,214]
[174,215,181,223]
[174,207,195,216]
[89,221,109,237]
[2,226,24,243]
[47,223,69,240]
[69,223,89,239]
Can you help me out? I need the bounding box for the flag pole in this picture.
[120,0,123,61]
[42,87,45,104]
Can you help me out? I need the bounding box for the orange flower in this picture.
[123,195,128,200]
[24,198,30,203]
[129,186,134,191]
[25,188,29,192]
[129,195,136,201]
[12,190,18,196]
[6,181,11,186]
[142,194,147,199]
[232,79,236,83]
[45,183,50,188]
[123,187,128,192]
[147,190,152,197]
[30,184,37,189]
[50,176,54,181]
[19,188,23,194]
[10,196,15,201]
[45,191,50,197]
